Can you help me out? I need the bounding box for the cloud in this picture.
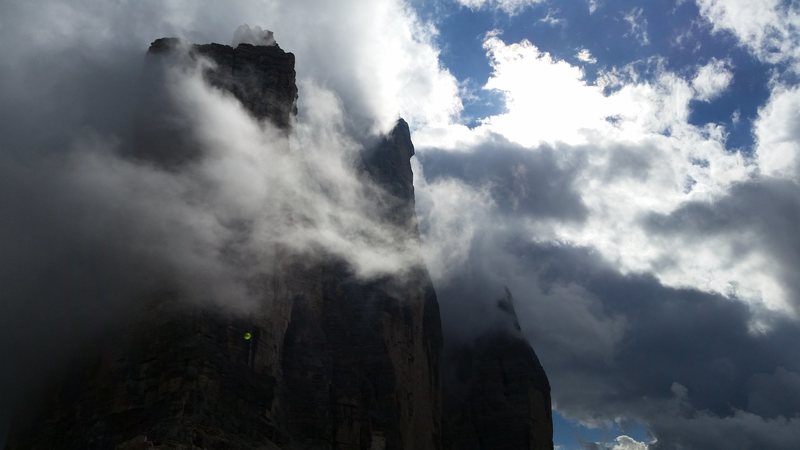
[412,215,800,449]
[697,0,800,72]
[754,84,800,180]
[475,33,612,147]
[232,24,276,46]
[539,9,565,26]
[455,0,545,15]
[415,164,800,445]
[421,33,759,312]
[0,0,459,301]
[696,0,800,70]
[414,137,589,283]
[623,8,650,46]
[0,0,461,134]
[645,179,800,314]
[0,48,435,427]
[455,34,739,149]
[582,435,651,450]
[611,436,651,450]
[649,406,800,450]
[0,0,462,435]
[412,27,800,448]
[576,48,598,64]
[418,141,588,222]
[691,58,733,101]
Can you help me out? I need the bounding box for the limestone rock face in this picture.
[443,290,554,450]
[148,37,298,128]
[6,38,440,450]
[5,37,550,450]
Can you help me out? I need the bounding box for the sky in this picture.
[1,0,800,449]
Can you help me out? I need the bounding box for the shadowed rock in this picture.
[6,36,442,450]
[443,289,553,450]
[6,34,551,450]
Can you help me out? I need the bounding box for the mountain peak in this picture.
[146,36,297,128]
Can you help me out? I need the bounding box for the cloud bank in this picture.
[414,27,800,450]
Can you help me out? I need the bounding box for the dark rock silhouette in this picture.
[148,37,298,128]
[443,289,553,450]
[5,36,551,450]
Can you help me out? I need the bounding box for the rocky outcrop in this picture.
[148,37,298,128]
[7,38,441,450]
[275,119,443,450]
[5,37,550,450]
[130,38,298,167]
[443,290,553,450]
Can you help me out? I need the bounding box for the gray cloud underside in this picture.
[646,178,800,313]
[0,1,437,434]
[418,144,800,449]
[418,139,588,222]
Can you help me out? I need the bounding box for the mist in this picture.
[0,0,458,433]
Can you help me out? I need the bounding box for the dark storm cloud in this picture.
[418,137,589,222]
[645,178,800,312]
[431,224,800,449]
[415,145,800,449]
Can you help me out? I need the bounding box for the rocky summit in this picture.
[5,37,553,450]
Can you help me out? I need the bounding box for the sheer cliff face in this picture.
[6,38,550,450]
[149,38,298,128]
[7,39,441,450]
[443,291,553,450]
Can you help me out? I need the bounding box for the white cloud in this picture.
[4,1,800,445]
[417,33,800,314]
[0,0,462,134]
[455,0,544,15]
[0,0,466,310]
[539,9,564,26]
[623,7,650,46]
[755,84,800,180]
[412,158,495,281]
[611,435,650,450]
[589,435,652,450]
[458,36,728,147]
[692,58,734,101]
[232,24,276,46]
[697,0,800,70]
[576,48,598,64]
[476,34,612,147]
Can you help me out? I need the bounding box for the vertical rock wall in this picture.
[5,37,551,450]
[442,291,554,450]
